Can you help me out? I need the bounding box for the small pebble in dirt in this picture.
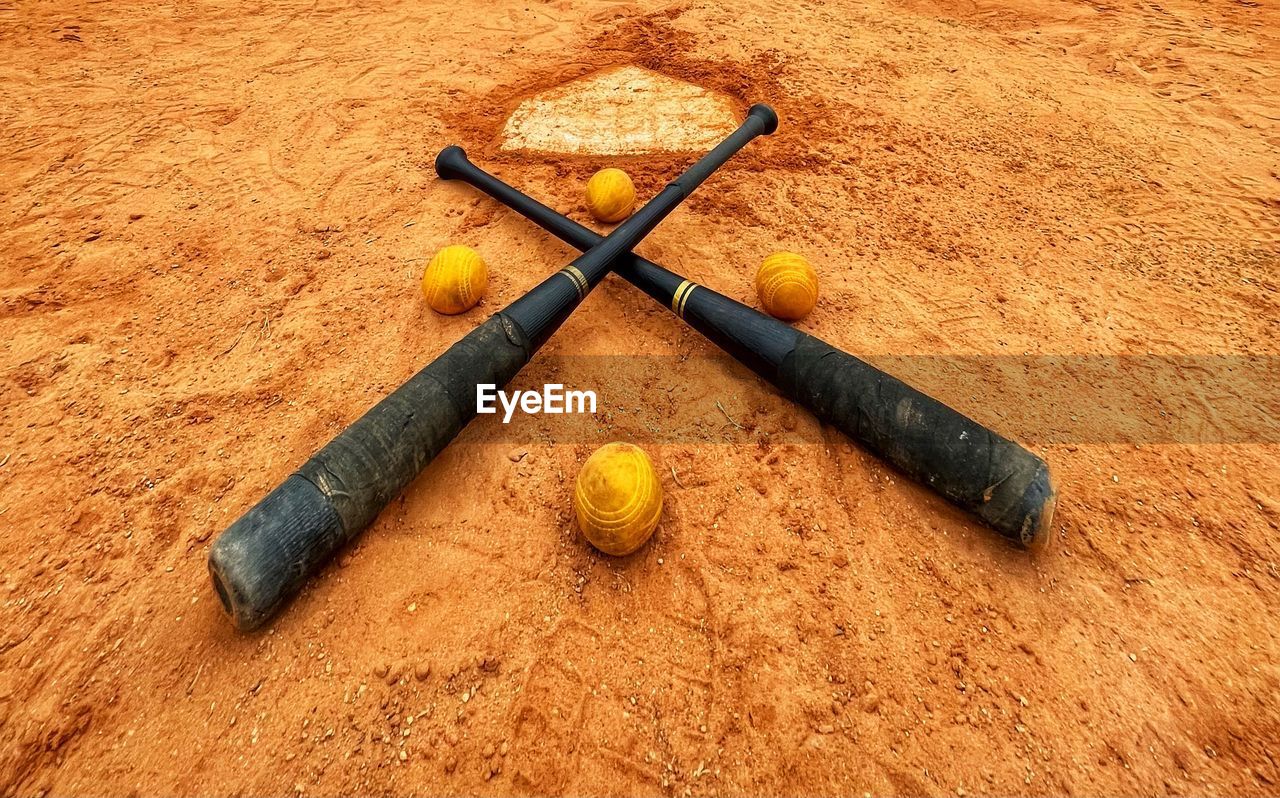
[398,749,407,762]
[373,662,389,679]
[500,741,509,757]
[415,662,432,681]
[817,723,835,734]
[483,742,496,758]
[445,757,458,774]
[860,693,880,713]
[445,730,460,746]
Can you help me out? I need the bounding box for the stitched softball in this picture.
[755,251,819,321]
[421,244,488,315]
[584,168,636,223]
[573,442,663,556]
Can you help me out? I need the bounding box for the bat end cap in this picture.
[435,145,469,180]
[747,103,779,135]
[207,543,259,632]
[1022,483,1058,555]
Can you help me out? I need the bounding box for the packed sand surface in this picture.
[2,0,1279,795]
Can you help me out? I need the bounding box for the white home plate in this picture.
[501,65,740,155]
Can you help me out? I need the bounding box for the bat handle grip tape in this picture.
[208,475,343,631]
[780,334,1057,549]
[208,314,532,630]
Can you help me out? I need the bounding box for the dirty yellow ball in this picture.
[755,251,819,321]
[421,245,488,315]
[573,442,663,556]
[584,168,636,223]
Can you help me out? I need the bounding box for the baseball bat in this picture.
[434,149,1057,550]
[208,104,779,630]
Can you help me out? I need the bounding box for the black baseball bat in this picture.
[434,149,1057,550]
[208,104,779,630]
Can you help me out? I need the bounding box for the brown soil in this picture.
[2,0,1278,795]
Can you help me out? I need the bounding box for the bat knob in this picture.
[747,103,779,135]
[435,145,471,180]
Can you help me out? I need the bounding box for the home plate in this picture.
[501,65,740,156]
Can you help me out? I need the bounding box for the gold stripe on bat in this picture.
[559,265,589,299]
[679,283,697,318]
[671,280,693,316]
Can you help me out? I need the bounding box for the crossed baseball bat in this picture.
[209,105,1055,631]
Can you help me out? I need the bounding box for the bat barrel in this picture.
[779,335,1056,548]
[209,314,533,630]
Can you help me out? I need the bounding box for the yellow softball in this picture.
[573,442,663,556]
[755,251,819,321]
[421,245,488,315]
[584,168,636,223]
